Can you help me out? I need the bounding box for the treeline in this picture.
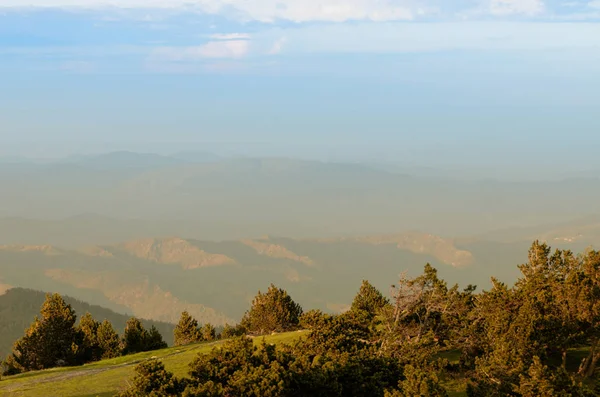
[2,293,169,375]
[3,241,600,396]
[120,241,600,396]
[0,287,175,358]
[0,286,294,375]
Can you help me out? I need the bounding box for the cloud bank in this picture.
[151,39,250,61]
[0,0,553,22]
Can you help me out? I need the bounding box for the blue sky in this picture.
[1,0,600,170]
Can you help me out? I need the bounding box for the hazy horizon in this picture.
[2,1,600,184]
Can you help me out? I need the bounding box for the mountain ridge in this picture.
[3,226,595,330]
[3,156,600,238]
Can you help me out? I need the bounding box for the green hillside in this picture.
[0,288,175,359]
[0,332,307,397]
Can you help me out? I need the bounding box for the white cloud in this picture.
[589,0,600,8]
[151,39,249,61]
[0,0,418,22]
[488,0,545,15]
[489,0,544,16]
[209,33,251,40]
[259,22,600,54]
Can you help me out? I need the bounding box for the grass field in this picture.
[0,331,307,397]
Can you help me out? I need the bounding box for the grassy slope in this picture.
[8,335,591,397]
[0,332,307,397]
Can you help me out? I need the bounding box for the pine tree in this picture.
[77,312,102,363]
[517,356,586,397]
[219,323,246,339]
[117,359,185,397]
[350,280,389,319]
[97,320,121,359]
[201,323,216,341]
[4,293,80,372]
[174,311,202,346]
[146,325,168,351]
[240,284,303,335]
[397,365,448,397]
[122,317,148,355]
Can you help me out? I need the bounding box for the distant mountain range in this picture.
[1,151,599,335]
[0,151,222,167]
[1,222,598,330]
[1,152,600,240]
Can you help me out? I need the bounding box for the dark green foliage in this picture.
[466,241,600,395]
[122,317,148,355]
[376,264,473,371]
[300,310,371,354]
[183,335,401,397]
[241,284,303,335]
[384,365,448,397]
[516,356,586,397]
[173,311,217,346]
[201,324,216,341]
[1,293,145,375]
[122,318,167,355]
[218,323,246,339]
[174,312,202,346]
[0,288,175,359]
[117,359,187,397]
[147,325,169,351]
[121,313,402,397]
[350,280,389,320]
[4,293,80,372]
[97,320,121,359]
[181,381,224,397]
[77,312,103,363]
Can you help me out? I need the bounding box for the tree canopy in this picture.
[241,284,303,335]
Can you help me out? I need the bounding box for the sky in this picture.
[1,0,600,171]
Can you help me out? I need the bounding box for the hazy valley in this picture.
[2,153,599,336]
[2,153,600,242]
[1,222,598,330]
